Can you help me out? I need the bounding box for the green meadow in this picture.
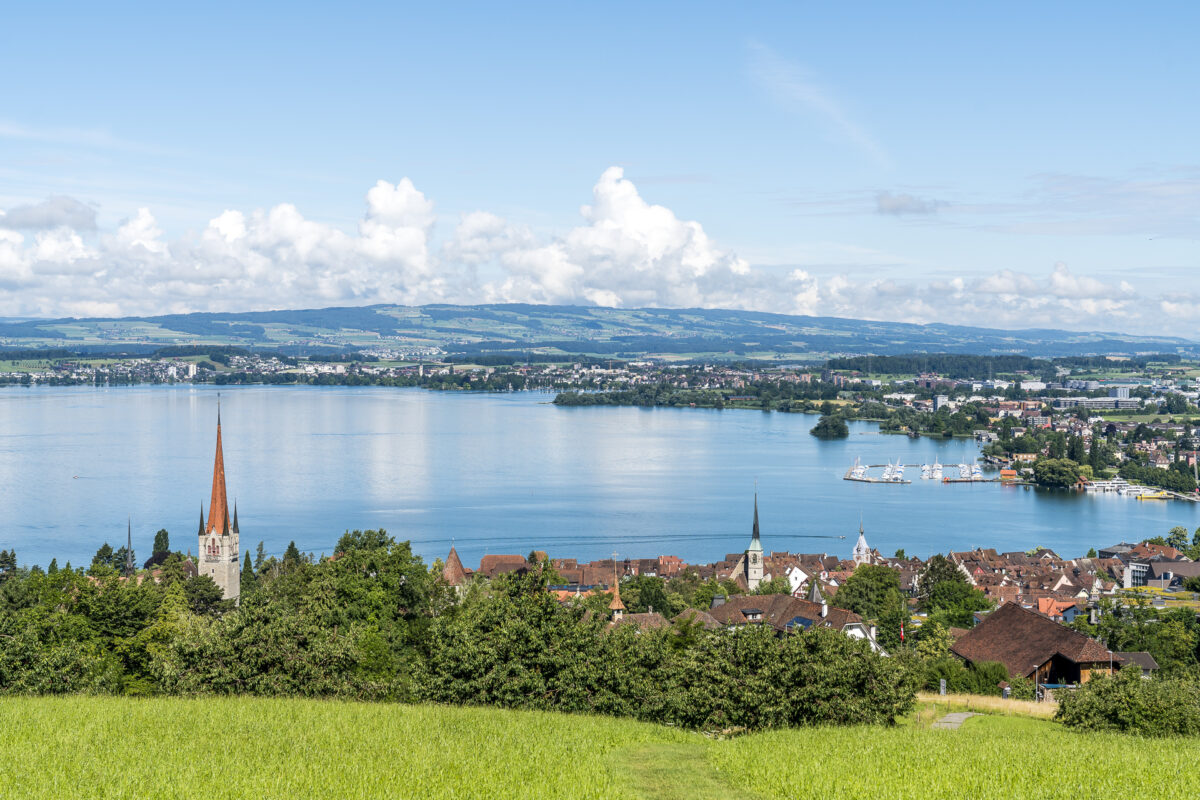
[2,697,1200,799]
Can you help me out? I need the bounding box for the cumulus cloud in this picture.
[0,168,1192,337]
[0,196,97,230]
[876,192,942,215]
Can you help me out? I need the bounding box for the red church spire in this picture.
[206,403,230,536]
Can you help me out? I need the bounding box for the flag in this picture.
[900,620,905,642]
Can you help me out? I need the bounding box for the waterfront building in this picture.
[198,407,240,603]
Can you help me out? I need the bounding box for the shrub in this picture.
[1056,667,1200,736]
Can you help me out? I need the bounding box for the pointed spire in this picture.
[747,491,763,553]
[752,493,761,541]
[206,403,231,536]
[807,580,824,604]
[125,517,134,577]
[198,505,205,536]
[232,501,239,534]
[609,564,625,617]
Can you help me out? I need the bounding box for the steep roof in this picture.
[706,594,863,634]
[443,546,468,586]
[611,612,666,631]
[1114,651,1159,671]
[205,411,230,536]
[478,554,528,578]
[951,602,1112,678]
[674,608,722,630]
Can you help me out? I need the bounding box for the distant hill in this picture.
[0,303,1195,359]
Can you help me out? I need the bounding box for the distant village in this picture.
[440,520,1200,688]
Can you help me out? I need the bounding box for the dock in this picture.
[843,465,912,484]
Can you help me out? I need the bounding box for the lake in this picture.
[0,385,1193,569]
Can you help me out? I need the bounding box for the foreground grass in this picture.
[0,696,690,800]
[4,697,1200,799]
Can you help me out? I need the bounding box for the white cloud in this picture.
[0,169,1194,338]
[876,192,942,215]
[0,195,98,230]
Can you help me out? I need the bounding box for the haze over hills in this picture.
[0,304,1195,360]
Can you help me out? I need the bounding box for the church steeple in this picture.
[745,491,764,591]
[124,518,134,577]
[609,566,625,621]
[198,398,241,604]
[206,405,230,536]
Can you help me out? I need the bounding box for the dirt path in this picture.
[932,711,980,729]
[611,743,754,800]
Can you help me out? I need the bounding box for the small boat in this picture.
[1136,491,1170,501]
[920,463,932,480]
[931,459,943,480]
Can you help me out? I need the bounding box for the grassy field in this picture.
[3,696,1200,799]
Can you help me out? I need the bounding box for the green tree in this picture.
[92,543,115,568]
[894,549,906,560]
[750,575,792,596]
[1033,458,1081,488]
[47,557,58,574]
[283,541,302,568]
[809,414,849,439]
[1167,526,1190,551]
[1086,547,1097,558]
[153,529,170,554]
[916,620,953,659]
[835,565,905,620]
[916,555,965,601]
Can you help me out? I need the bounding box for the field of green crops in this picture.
[2,697,1200,799]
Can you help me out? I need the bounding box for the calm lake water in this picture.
[0,385,1193,569]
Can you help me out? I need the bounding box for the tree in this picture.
[254,541,267,572]
[1168,526,1190,551]
[184,575,228,615]
[750,575,791,596]
[925,580,992,627]
[1086,548,1097,558]
[809,414,849,439]
[916,555,965,601]
[835,565,905,620]
[283,541,302,567]
[0,549,15,583]
[47,557,58,574]
[92,543,115,568]
[916,620,953,660]
[1033,458,1081,488]
[894,549,906,560]
[153,529,170,554]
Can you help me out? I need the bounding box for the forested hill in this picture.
[0,303,1195,358]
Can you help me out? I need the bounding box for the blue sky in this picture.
[1,1,1198,334]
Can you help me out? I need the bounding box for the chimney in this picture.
[821,599,828,618]
[869,624,877,640]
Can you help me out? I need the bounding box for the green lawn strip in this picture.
[709,715,1200,800]
[611,742,752,800]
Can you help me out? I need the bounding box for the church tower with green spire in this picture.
[745,494,764,591]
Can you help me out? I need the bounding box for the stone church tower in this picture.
[745,494,764,591]
[198,406,240,602]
